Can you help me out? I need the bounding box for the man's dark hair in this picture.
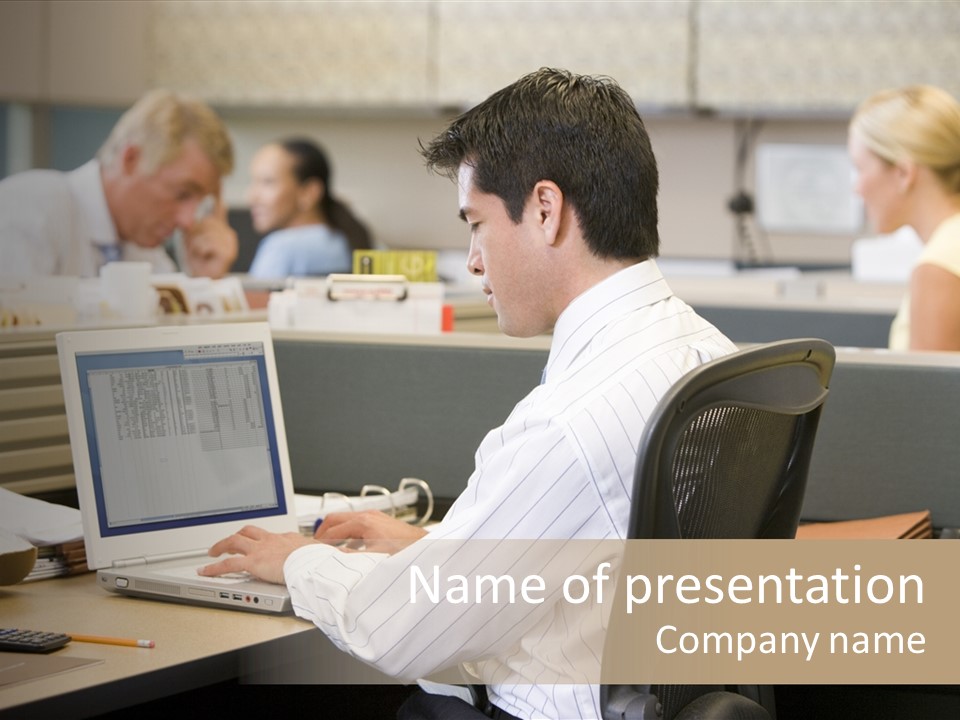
[421,68,659,259]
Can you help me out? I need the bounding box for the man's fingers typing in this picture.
[198,555,246,577]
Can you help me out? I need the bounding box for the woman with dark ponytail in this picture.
[246,138,372,278]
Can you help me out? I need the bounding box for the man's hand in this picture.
[183,198,237,278]
[198,525,313,584]
[314,511,428,555]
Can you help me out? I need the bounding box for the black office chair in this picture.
[601,338,836,720]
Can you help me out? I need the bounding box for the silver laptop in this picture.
[57,323,296,614]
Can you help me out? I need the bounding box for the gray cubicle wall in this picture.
[0,104,7,178]
[693,305,894,349]
[804,352,960,531]
[274,336,960,532]
[273,336,548,499]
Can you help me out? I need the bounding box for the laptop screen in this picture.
[74,340,287,537]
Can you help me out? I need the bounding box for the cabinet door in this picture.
[435,0,692,109]
[0,1,45,102]
[150,0,432,107]
[47,0,150,105]
[697,0,960,113]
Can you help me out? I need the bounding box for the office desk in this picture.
[0,572,396,719]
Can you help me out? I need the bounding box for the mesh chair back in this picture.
[604,339,835,720]
[630,338,834,541]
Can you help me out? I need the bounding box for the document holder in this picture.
[269,274,443,335]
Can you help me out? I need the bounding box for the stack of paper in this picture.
[0,487,87,582]
[26,539,88,581]
[796,510,932,540]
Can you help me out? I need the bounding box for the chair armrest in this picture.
[601,685,662,720]
[674,691,772,720]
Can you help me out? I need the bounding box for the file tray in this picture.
[269,274,443,335]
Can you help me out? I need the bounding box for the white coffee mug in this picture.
[100,261,156,321]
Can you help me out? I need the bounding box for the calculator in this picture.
[0,628,71,653]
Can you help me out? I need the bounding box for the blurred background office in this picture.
[1,0,958,341]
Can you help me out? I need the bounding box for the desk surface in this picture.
[0,572,393,719]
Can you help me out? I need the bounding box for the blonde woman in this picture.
[849,85,960,350]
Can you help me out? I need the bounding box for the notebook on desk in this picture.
[57,323,296,614]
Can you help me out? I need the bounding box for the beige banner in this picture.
[603,539,960,684]
[268,538,960,685]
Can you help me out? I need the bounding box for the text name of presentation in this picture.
[408,563,923,608]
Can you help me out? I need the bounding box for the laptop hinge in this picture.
[113,549,203,568]
[113,557,147,568]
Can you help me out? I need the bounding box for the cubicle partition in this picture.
[804,350,960,531]
[0,330,73,497]
[0,325,549,503]
[692,305,894,349]
[273,333,960,533]
[272,331,550,500]
[4,326,956,533]
[663,272,902,350]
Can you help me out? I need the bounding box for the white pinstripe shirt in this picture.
[284,260,736,719]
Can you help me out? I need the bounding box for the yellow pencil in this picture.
[69,633,155,649]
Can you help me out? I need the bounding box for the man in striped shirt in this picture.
[201,68,736,719]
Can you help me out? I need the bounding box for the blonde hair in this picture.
[850,85,960,194]
[97,89,233,177]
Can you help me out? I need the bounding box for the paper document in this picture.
[0,488,83,546]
